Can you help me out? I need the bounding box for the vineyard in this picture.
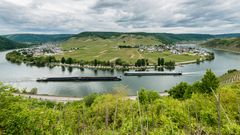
[220,70,240,84]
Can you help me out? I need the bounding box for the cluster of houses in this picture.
[137,44,210,56]
[18,46,62,57]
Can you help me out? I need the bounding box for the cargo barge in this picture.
[37,76,121,82]
[124,71,182,76]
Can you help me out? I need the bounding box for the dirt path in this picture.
[130,54,135,59]
[110,57,119,62]
[136,50,143,59]
[94,50,107,58]
[176,60,196,65]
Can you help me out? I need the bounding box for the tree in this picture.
[61,57,65,64]
[168,82,189,99]
[94,59,98,66]
[200,69,219,93]
[135,59,142,67]
[157,58,161,66]
[160,58,164,66]
[141,59,145,66]
[115,58,123,66]
[196,58,200,64]
[66,58,73,65]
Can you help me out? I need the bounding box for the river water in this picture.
[0,46,240,97]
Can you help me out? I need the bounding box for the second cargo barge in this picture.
[124,71,182,76]
[37,76,121,82]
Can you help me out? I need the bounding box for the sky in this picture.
[0,0,240,34]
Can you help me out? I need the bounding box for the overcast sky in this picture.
[0,0,240,34]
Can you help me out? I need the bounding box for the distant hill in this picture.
[0,36,29,51]
[73,32,214,44]
[3,34,74,44]
[214,33,240,38]
[202,37,240,52]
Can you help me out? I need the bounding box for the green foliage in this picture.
[6,51,58,67]
[65,57,73,64]
[169,70,219,99]
[157,57,165,66]
[0,36,29,51]
[138,89,160,104]
[83,93,99,107]
[29,88,38,94]
[3,34,73,44]
[115,58,123,66]
[228,69,238,74]
[61,57,65,64]
[168,82,190,99]
[202,37,240,52]
[135,59,148,67]
[200,69,220,93]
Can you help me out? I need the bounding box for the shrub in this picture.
[138,89,160,104]
[83,93,100,107]
[29,88,38,94]
[168,82,189,99]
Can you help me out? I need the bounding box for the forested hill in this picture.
[73,32,214,44]
[3,34,74,44]
[202,37,240,52]
[0,36,29,51]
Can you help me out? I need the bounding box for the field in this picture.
[56,35,201,65]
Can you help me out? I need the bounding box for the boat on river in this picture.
[124,71,182,76]
[37,76,122,82]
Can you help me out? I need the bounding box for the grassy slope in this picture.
[57,33,201,64]
[202,38,240,52]
[0,36,29,51]
[220,70,240,84]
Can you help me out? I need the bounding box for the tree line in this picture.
[6,51,177,69]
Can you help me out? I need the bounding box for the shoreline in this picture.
[13,92,169,102]
[201,46,240,54]
[50,59,200,70]
[213,48,240,54]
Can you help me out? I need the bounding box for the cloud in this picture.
[0,0,240,34]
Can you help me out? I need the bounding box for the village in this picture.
[18,43,211,58]
[119,44,211,56]
[17,43,62,57]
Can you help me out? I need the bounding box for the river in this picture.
[0,46,240,97]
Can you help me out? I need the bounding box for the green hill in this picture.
[74,32,214,44]
[202,38,240,52]
[58,32,203,64]
[0,36,29,51]
[3,34,73,44]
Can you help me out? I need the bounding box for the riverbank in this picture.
[206,47,240,54]
[13,92,169,102]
